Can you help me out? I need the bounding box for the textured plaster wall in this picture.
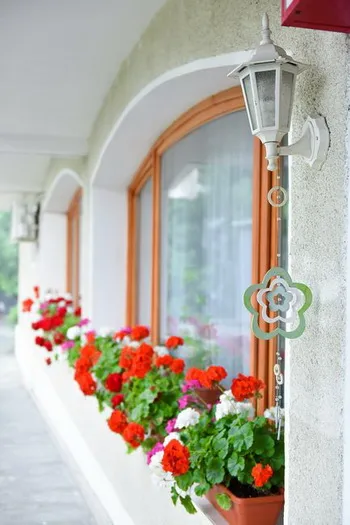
[43,1,350,524]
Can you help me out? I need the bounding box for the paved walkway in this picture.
[0,323,98,525]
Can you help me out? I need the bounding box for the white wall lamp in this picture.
[229,13,329,171]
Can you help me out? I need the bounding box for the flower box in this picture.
[206,484,283,525]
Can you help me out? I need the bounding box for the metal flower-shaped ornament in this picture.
[244,267,312,340]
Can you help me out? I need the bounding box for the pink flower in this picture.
[61,341,75,351]
[165,418,177,434]
[178,395,196,409]
[181,379,201,393]
[146,442,164,465]
[78,318,90,327]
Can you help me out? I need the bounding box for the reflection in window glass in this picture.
[137,178,152,326]
[160,111,253,379]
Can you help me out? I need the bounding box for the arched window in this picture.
[127,87,287,409]
[67,189,82,306]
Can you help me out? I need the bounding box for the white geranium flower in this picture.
[154,345,169,357]
[80,322,92,334]
[164,432,182,446]
[64,292,73,301]
[129,340,140,349]
[98,327,114,338]
[149,451,174,489]
[175,408,200,429]
[58,300,66,307]
[66,306,74,314]
[67,325,81,340]
[44,292,53,301]
[215,390,255,421]
[264,407,285,424]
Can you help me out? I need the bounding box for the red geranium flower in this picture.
[74,306,82,317]
[122,423,145,448]
[43,340,53,352]
[22,298,34,312]
[54,332,65,345]
[155,355,173,368]
[170,358,185,374]
[33,286,40,299]
[122,370,132,384]
[206,365,227,382]
[41,317,52,331]
[105,373,123,393]
[75,371,97,396]
[111,394,124,408]
[57,307,67,318]
[85,331,95,344]
[45,357,52,366]
[251,464,274,488]
[75,356,91,375]
[80,344,101,366]
[231,374,265,402]
[107,410,128,434]
[119,346,134,370]
[129,343,154,378]
[162,439,190,476]
[165,336,184,349]
[130,325,150,341]
[185,367,207,387]
[35,336,45,347]
[114,328,131,341]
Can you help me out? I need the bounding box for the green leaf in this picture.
[227,453,245,477]
[215,493,232,511]
[206,457,225,485]
[194,482,211,497]
[171,486,179,506]
[176,472,193,491]
[253,434,275,455]
[130,403,149,421]
[212,436,229,459]
[139,388,157,403]
[180,495,197,514]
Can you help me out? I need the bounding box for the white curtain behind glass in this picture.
[137,178,152,326]
[160,111,253,379]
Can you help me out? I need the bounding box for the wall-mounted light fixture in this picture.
[229,13,329,171]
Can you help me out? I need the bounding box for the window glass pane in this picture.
[160,111,253,379]
[243,75,257,130]
[256,70,276,127]
[280,70,294,129]
[137,178,152,326]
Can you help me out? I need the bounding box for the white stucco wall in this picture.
[15,1,350,525]
[88,187,128,327]
[38,212,67,295]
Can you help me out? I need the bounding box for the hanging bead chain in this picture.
[273,167,284,440]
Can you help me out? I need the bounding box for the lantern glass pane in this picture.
[256,70,276,127]
[242,75,257,130]
[280,70,294,129]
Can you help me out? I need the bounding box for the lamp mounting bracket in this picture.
[279,115,329,169]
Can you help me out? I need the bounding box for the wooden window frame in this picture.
[66,188,82,307]
[127,86,278,409]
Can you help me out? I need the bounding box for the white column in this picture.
[88,186,127,329]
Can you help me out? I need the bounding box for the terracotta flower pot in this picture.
[194,387,221,405]
[206,484,284,525]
